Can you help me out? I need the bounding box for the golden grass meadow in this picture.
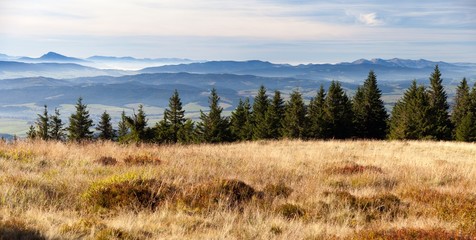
[1,140,476,239]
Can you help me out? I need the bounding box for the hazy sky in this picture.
[1,0,475,63]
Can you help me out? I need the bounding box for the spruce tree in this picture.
[96,111,115,140]
[282,90,306,139]
[125,105,149,142]
[26,125,36,140]
[252,85,270,139]
[49,108,65,141]
[196,88,231,143]
[455,112,476,142]
[36,105,49,140]
[352,71,388,139]
[324,81,354,139]
[163,90,186,143]
[307,85,327,139]
[230,98,253,141]
[117,110,129,142]
[178,119,197,144]
[452,78,471,130]
[427,65,452,140]
[265,90,285,139]
[68,97,94,141]
[389,81,432,139]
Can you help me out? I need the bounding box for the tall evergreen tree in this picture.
[352,71,388,139]
[196,88,231,143]
[163,90,186,143]
[389,81,432,140]
[68,97,94,141]
[36,105,49,140]
[252,85,270,139]
[178,119,197,144]
[117,111,129,142]
[125,105,149,142]
[282,90,306,139]
[452,78,471,129]
[307,85,327,139]
[230,98,253,141]
[96,111,115,140]
[455,111,476,142]
[49,108,65,141]
[427,65,452,140]
[324,81,354,139]
[265,90,285,139]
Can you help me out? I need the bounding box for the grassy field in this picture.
[0,140,475,239]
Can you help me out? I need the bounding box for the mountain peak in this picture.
[41,52,68,60]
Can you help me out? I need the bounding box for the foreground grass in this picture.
[0,140,475,239]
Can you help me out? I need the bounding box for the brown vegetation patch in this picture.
[123,154,161,165]
[83,177,177,211]
[400,187,476,233]
[94,156,118,166]
[0,218,45,240]
[263,182,293,199]
[180,179,256,212]
[321,191,407,222]
[275,203,306,219]
[351,228,475,240]
[326,162,383,175]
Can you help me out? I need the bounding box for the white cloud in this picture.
[358,12,384,26]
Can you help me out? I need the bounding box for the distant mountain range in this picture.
[0,51,475,136]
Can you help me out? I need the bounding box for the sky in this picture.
[0,0,475,64]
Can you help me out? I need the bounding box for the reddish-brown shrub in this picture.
[326,162,383,175]
[123,155,161,165]
[94,156,118,166]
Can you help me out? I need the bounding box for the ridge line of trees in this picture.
[26,66,476,143]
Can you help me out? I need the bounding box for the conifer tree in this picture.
[282,90,306,139]
[68,97,94,141]
[230,98,253,141]
[117,110,129,142]
[252,85,270,139]
[389,81,432,139]
[49,108,65,141]
[162,90,186,143]
[307,85,327,139]
[427,65,452,140]
[36,105,49,140]
[96,111,115,140]
[178,119,197,144]
[196,88,231,143]
[324,81,354,139]
[352,71,388,139]
[26,125,36,140]
[455,112,476,142]
[265,90,285,139]
[125,105,149,142]
[452,78,471,129]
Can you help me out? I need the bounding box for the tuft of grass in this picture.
[0,149,35,162]
[276,203,306,220]
[94,156,118,166]
[123,154,161,165]
[351,228,475,240]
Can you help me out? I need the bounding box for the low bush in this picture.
[94,156,118,166]
[263,182,293,199]
[83,173,177,211]
[275,203,306,219]
[180,179,256,212]
[0,218,45,240]
[123,154,161,165]
[326,162,383,175]
[351,228,474,240]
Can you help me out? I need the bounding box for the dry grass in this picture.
[0,139,475,239]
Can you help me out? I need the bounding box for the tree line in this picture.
[26,66,476,143]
